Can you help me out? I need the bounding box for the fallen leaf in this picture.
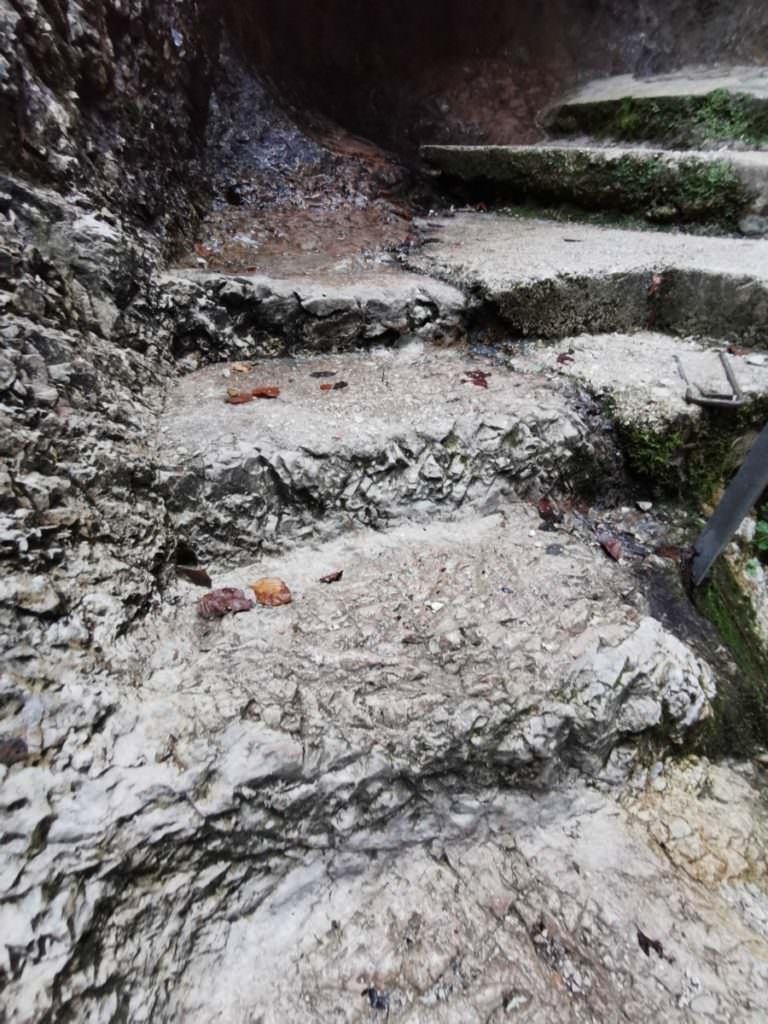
[251,577,293,607]
[332,380,349,391]
[197,587,254,620]
[0,737,28,767]
[654,544,682,562]
[225,392,254,405]
[463,369,490,389]
[232,362,252,373]
[177,565,212,588]
[320,570,344,584]
[599,533,623,561]
[637,928,664,959]
[537,496,563,524]
[320,383,333,391]
[310,370,337,378]
[251,387,280,399]
[556,352,575,365]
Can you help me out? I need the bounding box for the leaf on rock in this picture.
[556,352,575,365]
[320,570,344,584]
[197,587,254,620]
[320,383,334,391]
[251,577,293,607]
[463,369,490,389]
[177,564,212,588]
[251,386,280,399]
[599,533,623,561]
[637,928,664,958]
[332,380,349,391]
[225,391,254,405]
[654,544,682,562]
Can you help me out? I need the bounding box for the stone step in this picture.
[156,345,610,564]
[543,67,768,148]
[509,330,768,499]
[159,267,466,368]
[408,212,768,344]
[421,143,768,235]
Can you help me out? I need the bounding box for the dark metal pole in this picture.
[692,423,768,585]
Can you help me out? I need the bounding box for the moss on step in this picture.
[616,396,768,503]
[546,89,768,148]
[426,147,755,229]
[696,557,768,756]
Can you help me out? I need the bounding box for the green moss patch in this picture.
[423,146,755,230]
[546,89,768,148]
[696,557,768,756]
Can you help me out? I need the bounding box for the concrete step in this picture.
[509,330,768,498]
[543,67,768,149]
[159,267,465,368]
[421,143,768,235]
[408,212,768,344]
[156,345,610,563]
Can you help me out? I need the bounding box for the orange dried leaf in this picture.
[320,383,333,392]
[251,577,293,607]
[251,387,280,399]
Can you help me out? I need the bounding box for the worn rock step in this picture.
[511,331,768,496]
[156,345,608,562]
[544,67,768,148]
[160,267,466,368]
[408,212,768,343]
[421,144,768,235]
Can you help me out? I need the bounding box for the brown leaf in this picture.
[197,588,254,620]
[177,565,212,588]
[320,570,344,584]
[332,381,349,391]
[654,544,682,562]
[537,496,563,524]
[225,391,254,405]
[320,383,333,391]
[251,577,293,607]
[0,737,28,767]
[556,352,575,365]
[232,362,252,374]
[251,386,280,399]
[599,533,623,561]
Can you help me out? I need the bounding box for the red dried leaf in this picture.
[320,570,344,584]
[463,370,490,389]
[598,533,623,562]
[251,577,293,607]
[251,387,280,399]
[536,497,562,524]
[177,565,212,588]
[225,392,254,405]
[654,544,682,562]
[320,383,333,391]
[197,587,254,620]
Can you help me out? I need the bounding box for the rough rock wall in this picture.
[0,0,221,820]
[225,0,768,149]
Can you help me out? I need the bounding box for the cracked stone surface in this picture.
[409,213,768,341]
[156,347,605,561]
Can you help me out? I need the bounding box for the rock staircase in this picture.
[5,73,768,1024]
